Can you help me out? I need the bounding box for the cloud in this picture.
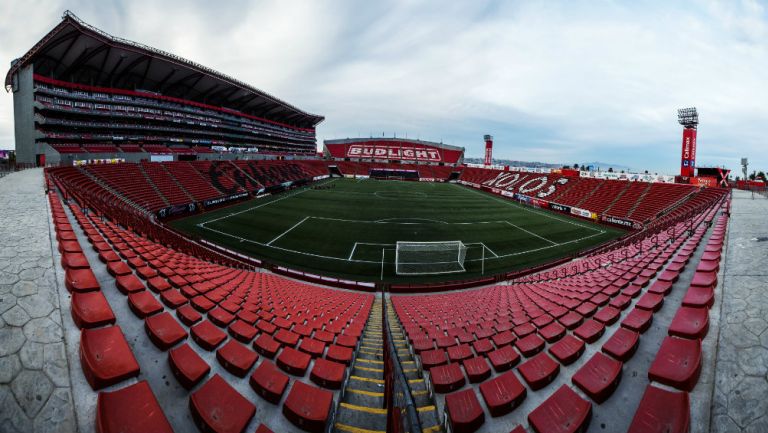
[1,0,766,173]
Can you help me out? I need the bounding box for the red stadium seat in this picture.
[277,347,312,376]
[254,334,281,359]
[145,312,187,350]
[169,343,210,389]
[548,335,585,365]
[71,291,116,329]
[127,291,163,318]
[431,362,466,393]
[80,326,140,390]
[250,360,290,404]
[528,385,592,433]
[627,385,690,433]
[445,388,485,433]
[572,352,623,403]
[515,334,545,357]
[310,358,346,389]
[518,352,560,390]
[462,356,491,383]
[190,374,256,433]
[115,274,145,294]
[621,307,653,333]
[668,306,710,339]
[487,345,521,372]
[228,320,258,343]
[326,344,353,365]
[217,340,259,377]
[648,336,702,391]
[282,381,333,433]
[191,320,227,351]
[95,381,173,433]
[479,370,527,417]
[601,327,640,362]
[65,268,100,292]
[421,349,448,370]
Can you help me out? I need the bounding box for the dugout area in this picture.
[171,178,625,282]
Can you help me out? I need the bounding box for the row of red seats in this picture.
[69,198,375,433]
[391,195,726,433]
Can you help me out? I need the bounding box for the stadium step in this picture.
[333,297,387,433]
[384,297,444,433]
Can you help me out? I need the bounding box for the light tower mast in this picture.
[484,135,493,166]
[677,107,698,178]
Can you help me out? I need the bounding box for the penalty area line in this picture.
[266,216,310,246]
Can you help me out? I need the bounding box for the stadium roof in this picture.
[5,11,324,128]
[325,137,465,152]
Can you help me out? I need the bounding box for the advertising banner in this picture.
[549,203,571,213]
[601,215,643,229]
[680,128,697,177]
[202,192,248,208]
[570,207,592,218]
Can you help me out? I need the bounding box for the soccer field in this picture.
[171,178,625,282]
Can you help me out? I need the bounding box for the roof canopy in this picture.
[6,11,323,128]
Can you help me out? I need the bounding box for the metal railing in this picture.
[383,296,422,433]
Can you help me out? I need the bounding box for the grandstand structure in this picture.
[5,11,323,166]
[2,9,759,433]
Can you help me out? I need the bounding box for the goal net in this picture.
[395,241,468,275]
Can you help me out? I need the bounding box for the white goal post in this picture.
[395,241,468,275]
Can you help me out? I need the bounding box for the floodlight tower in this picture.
[677,107,699,177]
[484,135,493,166]
[742,158,748,180]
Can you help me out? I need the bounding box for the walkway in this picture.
[712,189,768,432]
[0,168,77,433]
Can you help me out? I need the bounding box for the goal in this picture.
[395,241,468,275]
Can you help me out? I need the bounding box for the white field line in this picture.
[266,216,309,246]
[503,221,558,246]
[199,178,338,227]
[458,183,604,233]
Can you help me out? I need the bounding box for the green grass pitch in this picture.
[170,178,625,282]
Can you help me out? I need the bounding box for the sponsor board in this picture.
[347,144,442,162]
[601,215,642,229]
[202,192,249,208]
[158,202,197,218]
[419,178,436,182]
[549,203,571,213]
[570,207,592,219]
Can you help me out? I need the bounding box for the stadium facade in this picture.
[5,11,323,166]
[324,138,465,165]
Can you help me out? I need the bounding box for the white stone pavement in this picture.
[711,189,768,433]
[0,169,76,433]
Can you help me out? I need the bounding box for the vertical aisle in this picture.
[334,296,387,433]
[386,297,443,433]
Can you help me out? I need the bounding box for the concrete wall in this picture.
[11,65,40,165]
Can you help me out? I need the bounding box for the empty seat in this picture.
[421,349,448,369]
[448,344,474,362]
[668,306,709,339]
[310,358,346,389]
[71,291,116,329]
[681,285,714,308]
[209,308,236,327]
[80,326,140,390]
[160,289,188,309]
[145,312,187,350]
[462,356,491,383]
[147,276,171,292]
[601,328,639,362]
[299,338,326,358]
[115,274,145,294]
[472,338,494,355]
[558,311,583,329]
[518,352,560,390]
[169,343,210,389]
[627,385,690,433]
[128,291,164,318]
[515,334,545,357]
[177,304,202,326]
[65,268,100,292]
[636,293,664,311]
[548,335,585,365]
[593,306,621,325]
[254,334,281,358]
[648,336,701,391]
[431,362,466,393]
[217,340,259,377]
[335,334,357,348]
[621,307,653,333]
[479,370,527,417]
[326,344,353,365]
[191,320,227,351]
[539,322,566,343]
[647,280,673,296]
[572,352,622,403]
[487,345,520,372]
[229,320,258,343]
[250,360,290,404]
[95,381,173,433]
[690,270,717,288]
[277,347,312,376]
[491,330,516,347]
[282,381,333,433]
[528,385,592,433]
[61,252,89,270]
[445,388,485,433]
[574,319,605,343]
[106,261,132,276]
[190,374,256,433]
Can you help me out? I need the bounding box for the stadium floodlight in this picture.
[677,107,699,128]
[395,241,468,275]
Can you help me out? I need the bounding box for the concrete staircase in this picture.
[333,297,387,433]
[386,298,443,433]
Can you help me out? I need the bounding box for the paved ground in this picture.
[711,189,768,433]
[0,169,77,433]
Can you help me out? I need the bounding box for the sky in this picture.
[0,0,766,174]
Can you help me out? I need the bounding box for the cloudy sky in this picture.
[1,0,766,174]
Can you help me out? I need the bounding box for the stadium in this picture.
[0,7,766,433]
